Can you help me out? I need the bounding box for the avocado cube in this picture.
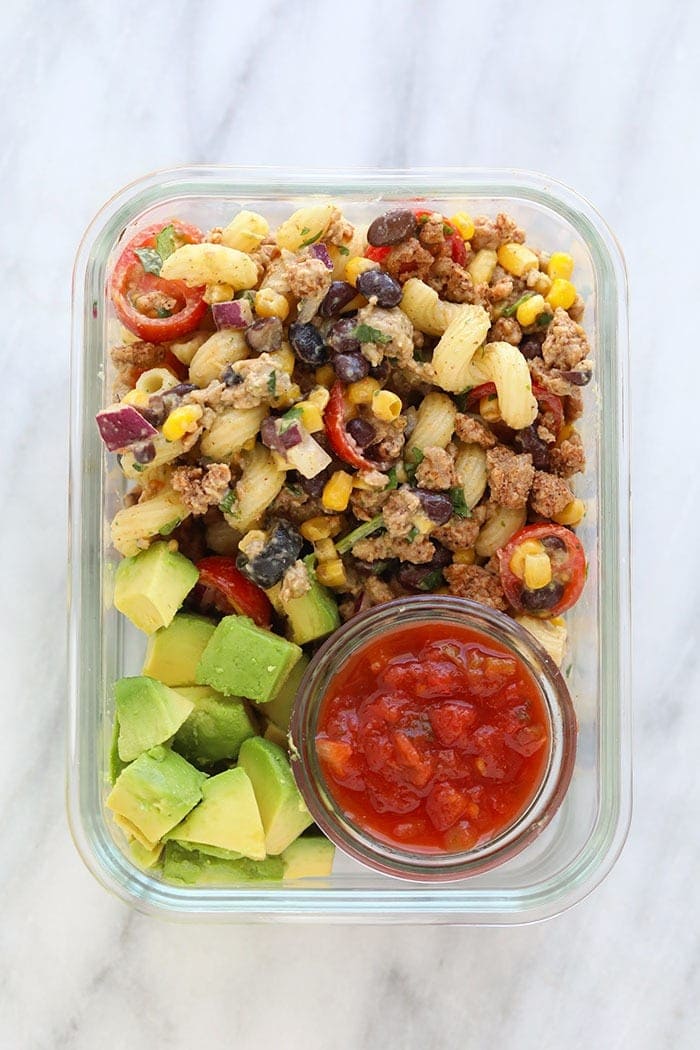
[108,715,127,784]
[115,676,194,762]
[142,614,216,686]
[196,615,302,703]
[112,812,160,852]
[166,767,266,860]
[238,737,313,855]
[282,578,340,646]
[127,838,164,871]
[113,541,199,635]
[254,654,309,732]
[172,686,257,766]
[106,745,206,844]
[162,842,284,886]
[282,835,335,879]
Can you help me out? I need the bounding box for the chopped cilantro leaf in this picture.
[338,245,350,256]
[300,229,323,248]
[300,226,310,236]
[285,483,304,498]
[155,307,173,318]
[442,223,455,236]
[536,312,554,326]
[450,487,471,519]
[385,467,399,490]
[155,224,178,261]
[407,526,420,542]
[218,489,237,514]
[416,213,429,224]
[405,446,424,481]
[416,568,444,591]
[351,323,391,345]
[132,462,144,473]
[280,406,303,431]
[134,247,163,275]
[267,371,277,396]
[502,292,535,318]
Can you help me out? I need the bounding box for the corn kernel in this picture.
[468,248,498,285]
[453,548,476,565]
[314,537,338,563]
[497,243,539,277]
[547,252,574,281]
[546,278,577,311]
[269,344,295,375]
[528,271,552,295]
[294,400,324,433]
[121,389,150,408]
[371,389,402,422]
[322,470,354,512]
[239,530,266,557]
[524,552,553,590]
[479,394,501,422]
[509,539,546,579]
[347,377,380,405]
[344,256,379,287]
[352,476,372,491]
[449,211,475,241]
[553,498,585,526]
[203,282,235,305]
[316,558,347,589]
[516,293,547,327]
[300,515,342,542]
[315,364,336,388]
[162,404,203,442]
[414,511,435,535]
[557,423,574,445]
[307,385,330,412]
[255,287,290,320]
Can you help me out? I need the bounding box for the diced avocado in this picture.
[263,721,288,749]
[282,578,339,646]
[196,615,302,703]
[166,767,266,859]
[113,541,199,635]
[115,676,194,762]
[112,812,160,852]
[172,686,257,766]
[142,613,216,686]
[170,840,242,861]
[162,842,284,886]
[106,745,206,844]
[128,838,164,870]
[109,715,127,784]
[255,654,309,731]
[282,835,335,879]
[238,737,313,855]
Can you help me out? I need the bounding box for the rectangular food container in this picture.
[68,167,631,924]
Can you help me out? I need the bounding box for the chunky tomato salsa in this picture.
[315,622,550,853]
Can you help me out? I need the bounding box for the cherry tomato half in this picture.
[324,381,378,471]
[497,524,586,618]
[365,245,392,264]
[110,221,207,343]
[414,208,468,265]
[194,556,273,628]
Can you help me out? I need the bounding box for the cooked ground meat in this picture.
[358,468,389,489]
[426,258,475,303]
[111,341,168,369]
[443,564,508,610]
[486,446,534,509]
[470,213,526,252]
[269,486,324,526]
[417,213,446,249]
[384,237,435,283]
[382,489,421,538]
[361,576,396,608]
[542,307,590,371]
[454,414,497,449]
[488,317,522,345]
[350,486,391,521]
[564,389,584,423]
[353,533,435,564]
[431,515,482,551]
[279,560,312,602]
[529,471,573,517]
[171,463,231,516]
[368,415,407,462]
[286,255,333,300]
[569,295,585,323]
[250,236,281,281]
[549,432,586,478]
[224,353,293,409]
[486,275,515,304]
[415,446,457,490]
[355,303,435,382]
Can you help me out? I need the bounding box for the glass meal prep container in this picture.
[68,167,631,924]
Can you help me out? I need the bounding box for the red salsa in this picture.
[315,622,550,854]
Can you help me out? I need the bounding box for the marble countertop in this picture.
[3,0,699,1046]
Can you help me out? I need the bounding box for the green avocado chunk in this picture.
[115,676,194,762]
[109,715,127,784]
[127,838,164,870]
[162,842,284,886]
[113,541,199,635]
[196,615,302,703]
[172,686,257,766]
[142,613,216,686]
[282,577,340,646]
[238,737,313,855]
[106,745,206,845]
[165,767,266,860]
[282,835,335,879]
[255,654,309,732]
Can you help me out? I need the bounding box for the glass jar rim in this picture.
[289,596,577,882]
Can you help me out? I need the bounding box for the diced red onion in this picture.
[212,298,253,330]
[96,404,157,452]
[309,243,333,269]
[279,422,303,449]
[260,417,280,451]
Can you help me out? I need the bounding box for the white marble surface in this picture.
[2,0,699,1046]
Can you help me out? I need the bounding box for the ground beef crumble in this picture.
[269,487,324,527]
[415,447,457,490]
[454,414,497,449]
[426,258,475,303]
[224,353,292,409]
[279,560,312,603]
[542,307,590,371]
[431,515,482,551]
[529,471,573,517]
[470,213,525,252]
[171,463,231,516]
[549,432,586,478]
[353,533,435,564]
[382,489,421,538]
[488,317,522,345]
[486,447,534,509]
[350,486,391,522]
[286,254,333,300]
[443,564,508,610]
[384,238,435,283]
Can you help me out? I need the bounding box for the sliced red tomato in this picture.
[497,524,586,618]
[466,381,564,435]
[110,220,207,343]
[194,556,273,628]
[365,245,392,264]
[324,381,377,471]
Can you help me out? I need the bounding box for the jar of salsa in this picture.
[290,597,577,881]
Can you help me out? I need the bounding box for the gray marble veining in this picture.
[2,0,699,1047]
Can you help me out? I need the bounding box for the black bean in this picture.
[367,209,418,247]
[560,368,592,386]
[299,465,333,497]
[333,351,369,383]
[519,336,544,360]
[133,440,156,464]
[431,543,453,569]
[356,269,403,307]
[167,382,197,398]
[327,317,361,355]
[319,281,357,318]
[396,563,443,592]
[221,364,243,387]
[542,534,566,553]
[415,489,453,525]
[520,581,565,612]
[237,521,303,589]
[245,317,283,353]
[514,425,550,470]
[139,395,166,427]
[346,417,376,448]
[369,359,390,382]
[288,322,329,366]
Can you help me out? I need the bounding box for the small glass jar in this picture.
[290,596,577,882]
